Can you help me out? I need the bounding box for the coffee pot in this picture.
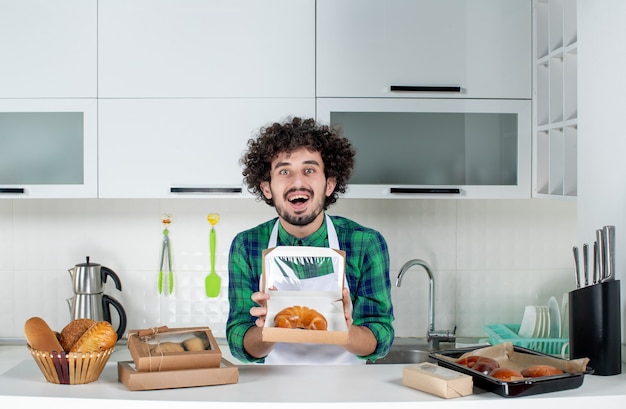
[67,256,127,340]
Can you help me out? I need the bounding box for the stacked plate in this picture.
[518,296,562,339]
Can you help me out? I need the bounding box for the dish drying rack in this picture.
[483,324,569,356]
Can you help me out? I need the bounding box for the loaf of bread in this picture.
[24,316,64,352]
[274,306,328,330]
[59,318,96,353]
[70,321,117,352]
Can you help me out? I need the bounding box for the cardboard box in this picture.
[261,246,349,345]
[402,362,473,399]
[118,359,239,391]
[127,326,222,372]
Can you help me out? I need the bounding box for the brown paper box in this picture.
[403,362,473,399]
[127,326,222,372]
[118,359,239,391]
[261,247,349,345]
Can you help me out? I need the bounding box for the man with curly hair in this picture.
[226,117,394,364]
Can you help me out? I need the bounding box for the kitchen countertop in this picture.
[1,342,626,408]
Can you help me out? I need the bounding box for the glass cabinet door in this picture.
[0,99,97,198]
[317,98,531,198]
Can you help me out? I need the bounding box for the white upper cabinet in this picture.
[98,98,315,198]
[98,0,315,98]
[0,0,97,98]
[316,0,531,99]
[0,99,98,198]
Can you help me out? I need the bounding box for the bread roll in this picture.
[456,355,480,368]
[150,342,185,353]
[471,356,500,375]
[24,317,64,352]
[489,367,523,381]
[59,318,96,352]
[183,336,209,351]
[274,306,327,330]
[70,321,117,352]
[521,364,563,378]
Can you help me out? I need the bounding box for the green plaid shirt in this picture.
[226,214,394,363]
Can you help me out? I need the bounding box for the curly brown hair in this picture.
[241,117,355,209]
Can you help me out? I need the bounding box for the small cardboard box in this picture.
[127,326,222,372]
[118,359,239,391]
[261,246,348,345]
[402,362,473,399]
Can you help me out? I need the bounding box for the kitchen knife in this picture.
[583,243,589,286]
[601,225,615,282]
[596,229,604,282]
[593,241,599,284]
[573,246,581,288]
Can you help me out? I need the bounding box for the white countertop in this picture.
[1,343,626,409]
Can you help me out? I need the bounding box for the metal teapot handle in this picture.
[101,266,123,291]
[102,294,127,340]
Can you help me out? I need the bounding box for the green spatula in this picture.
[205,213,221,297]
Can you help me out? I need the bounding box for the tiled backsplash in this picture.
[0,198,576,340]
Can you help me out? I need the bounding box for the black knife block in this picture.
[569,279,622,376]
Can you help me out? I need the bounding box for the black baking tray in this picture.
[429,345,593,398]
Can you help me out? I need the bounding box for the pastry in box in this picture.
[261,246,349,345]
[127,326,221,371]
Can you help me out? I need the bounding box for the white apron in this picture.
[263,214,363,365]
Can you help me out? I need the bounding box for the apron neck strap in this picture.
[268,214,339,249]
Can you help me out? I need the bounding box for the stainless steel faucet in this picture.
[396,259,456,350]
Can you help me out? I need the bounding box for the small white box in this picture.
[403,362,473,399]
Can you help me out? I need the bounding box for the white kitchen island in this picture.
[1,344,625,409]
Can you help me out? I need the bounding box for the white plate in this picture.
[561,293,569,338]
[548,296,561,338]
[518,305,537,338]
[542,305,551,338]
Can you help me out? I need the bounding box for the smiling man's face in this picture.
[260,147,336,238]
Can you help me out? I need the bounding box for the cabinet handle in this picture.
[390,188,461,194]
[170,187,243,194]
[0,188,25,194]
[390,85,461,93]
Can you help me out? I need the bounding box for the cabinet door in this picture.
[317,0,531,99]
[98,98,315,198]
[0,0,97,98]
[98,0,315,98]
[317,98,531,199]
[0,99,98,198]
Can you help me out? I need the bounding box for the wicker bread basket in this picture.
[27,345,114,384]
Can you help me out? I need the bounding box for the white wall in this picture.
[0,198,576,341]
[577,1,626,350]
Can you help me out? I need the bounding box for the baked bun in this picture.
[471,356,500,375]
[70,321,117,352]
[151,342,185,353]
[59,318,96,352]
[521,365,563,378]
[489,367,523,381]
[274,306,328,330]
[456,355,481,368]
[183,336,209,351]
[24,317,64,352]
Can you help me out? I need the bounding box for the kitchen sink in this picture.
[367,337,487,365]
[367,348,433,365]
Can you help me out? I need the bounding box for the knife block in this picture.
[569,279,622,375]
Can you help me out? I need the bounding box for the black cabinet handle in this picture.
[390,85,461,93]
[390,188,461,194]
[170,187,243,194]
[0,188,25,194]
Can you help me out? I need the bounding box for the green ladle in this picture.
[205,213,221,297]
